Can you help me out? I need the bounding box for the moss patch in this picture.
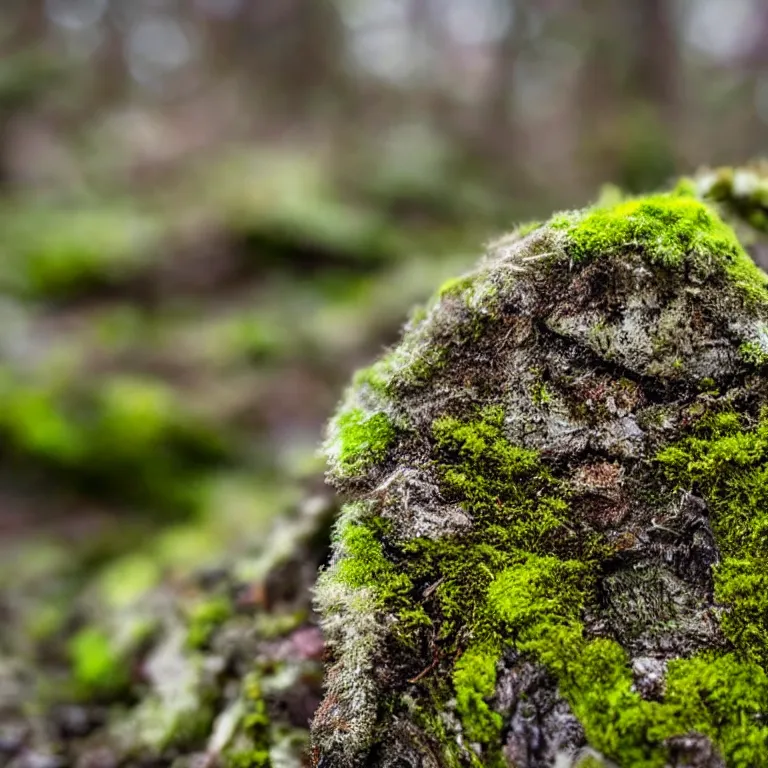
[224,673,272,768]
[186,596,233,650]
[68,627,129,700]
[656,408,768,666]
[332,407,396,478]
[452,642,503,748]
[327,405,768,766]
[739,340,768,367]
[552,192,768,303]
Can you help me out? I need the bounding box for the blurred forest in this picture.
[1,1,768,766]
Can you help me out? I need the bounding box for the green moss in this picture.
[488,554,589,637]
[349,315,450,399]
[352,357,395,398]
[225,749,271,768]
[223,672,273,768]
[452,642,503,749]
[98,554,160,608]
[698,166,768,235]
[530,380,552,406]
[348,407,600,761]
[488,556,768,767]
[438,274,475,299]
[339,404,768,765]
[334,517,410,597]
[515,220,544,238]
[739,340,768,367]
[552,193,768,303]
[656,408,768,666]
[186,596,233,650]
[0,203,158,299]
[0,378,86,464]
[68,627,129,699]
[0,370,231,518]
[333,407,396,477]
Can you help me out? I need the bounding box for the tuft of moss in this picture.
[739,340,768,367]
[333,517,411,600]
[452,642,503,751]
[552,192,768,303]
[331,407,396,478]
[438,274,476,300]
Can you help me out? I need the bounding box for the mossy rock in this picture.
[314,186,768,767]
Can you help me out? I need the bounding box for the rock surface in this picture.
[314,185,768,767]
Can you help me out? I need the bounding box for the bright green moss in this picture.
[224,749,271,768]
[552,193,768,303]
[0,370,230,517]
[224,672,272,768]
[452,642,503,751]
[438,274,475,299]
[400,406,768,765]
[664,653,768,763]
[489,560,768,767]
[401,409,588,648]
[656,408,768,666]
[333,407,396,477]
[556,194,736,267]
[333,514,430,636]
[68,627,129,699]
[0,379,86,464]
[383,408,605,761]
[488,554,590,636]
[335,517,412,598]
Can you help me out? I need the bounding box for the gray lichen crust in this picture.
[313,188,768,767]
